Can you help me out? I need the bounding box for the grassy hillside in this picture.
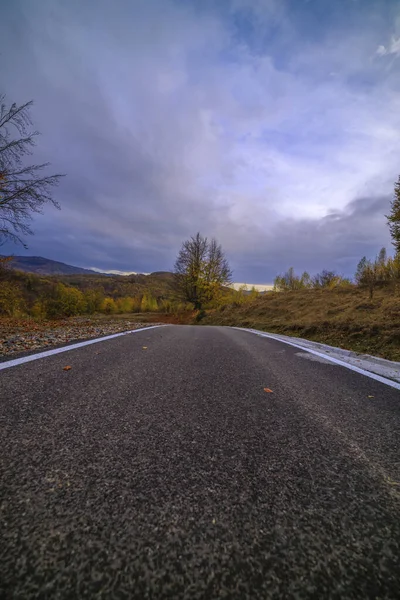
[201,286,400,361]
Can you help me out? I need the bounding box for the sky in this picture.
[1,0,400,283]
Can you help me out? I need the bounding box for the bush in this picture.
[0,281,26,316]
[31,300,47,319]
[84,289,104,314]
[195,309,207,322]
[101,297,117,314]
[115,296,135,313]
[45,284,86,318]
[141,293,158,312]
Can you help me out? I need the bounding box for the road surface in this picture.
[1,325,400,599]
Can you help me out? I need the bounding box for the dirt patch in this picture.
[0,317,163,357]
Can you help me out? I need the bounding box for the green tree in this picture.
[0,96,64,246]
[174,233,232,309]
[387,176,400,255]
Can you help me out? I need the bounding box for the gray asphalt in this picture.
[1,325,400,599]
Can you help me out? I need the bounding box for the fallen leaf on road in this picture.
[63,366,72,371]
[386,476,400,487]
[368,395,374,398]
[264,388,273,393]
[142,346,148,350]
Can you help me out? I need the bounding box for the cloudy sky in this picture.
[1,0,399,283]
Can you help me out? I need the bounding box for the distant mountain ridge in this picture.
[1,255,172,278]
[2,256,108,276]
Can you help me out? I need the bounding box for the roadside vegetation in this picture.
[202,176,400,361]
[0,259,191,319]
[1,172,400,361]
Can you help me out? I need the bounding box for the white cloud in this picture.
[376,36,400,57]
[88,268,148,276]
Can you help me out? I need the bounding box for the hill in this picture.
[200,286,400,361]
[2,256,104,276]
[0,261,177,319]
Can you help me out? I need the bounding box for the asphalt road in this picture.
[1,325,400,599]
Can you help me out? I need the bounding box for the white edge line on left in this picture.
[0,325,167,371]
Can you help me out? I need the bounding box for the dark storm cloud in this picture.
[1,0,399,282]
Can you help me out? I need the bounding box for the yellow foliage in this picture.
[45,283,86,318]
[31,300,47,319]
[0,281,26,316]
[101,297,117,314]
[115,296,134,313]
[141,293,158,312]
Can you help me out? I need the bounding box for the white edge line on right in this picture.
[232,327,400,392]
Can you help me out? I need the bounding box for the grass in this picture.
[200,286,400,362]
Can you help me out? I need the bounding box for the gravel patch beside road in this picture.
[0,317,160,356]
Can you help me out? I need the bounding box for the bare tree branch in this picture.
[0,95,65,246]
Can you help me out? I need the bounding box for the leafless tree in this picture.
[0,96,64,247]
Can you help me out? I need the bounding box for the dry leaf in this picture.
[63,366,72,371]
[368,395,374,398]
[142,346,148,350]
[264,388,273,393]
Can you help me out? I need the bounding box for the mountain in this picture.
[2,256,106,276]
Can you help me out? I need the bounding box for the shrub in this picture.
[101,297,117,314]
[84,289,104,314]
[141,293,158,312]
[45,284,86,318]
[0,281,26,316]
[115,296,134,313]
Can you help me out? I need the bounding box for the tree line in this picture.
[273,176,400,298]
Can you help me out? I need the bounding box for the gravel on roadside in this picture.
[0,317,161,357]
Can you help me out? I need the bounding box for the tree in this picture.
[273,267,310,291]
[387,176,400,255]
[363,262,377,300]
[355,257,367,285]
[0,96,64,246]
[0,280,25,316]
[174,232,232,309]
[312,270,341,289]
[140,293,158,312]
[375,247,388,285]
[45,283,86,317]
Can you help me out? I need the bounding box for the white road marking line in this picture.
[0,325,166,371]
[234,327,400,391]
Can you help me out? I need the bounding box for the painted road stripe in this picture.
[0,325,166,371]
[235,327,400,392]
